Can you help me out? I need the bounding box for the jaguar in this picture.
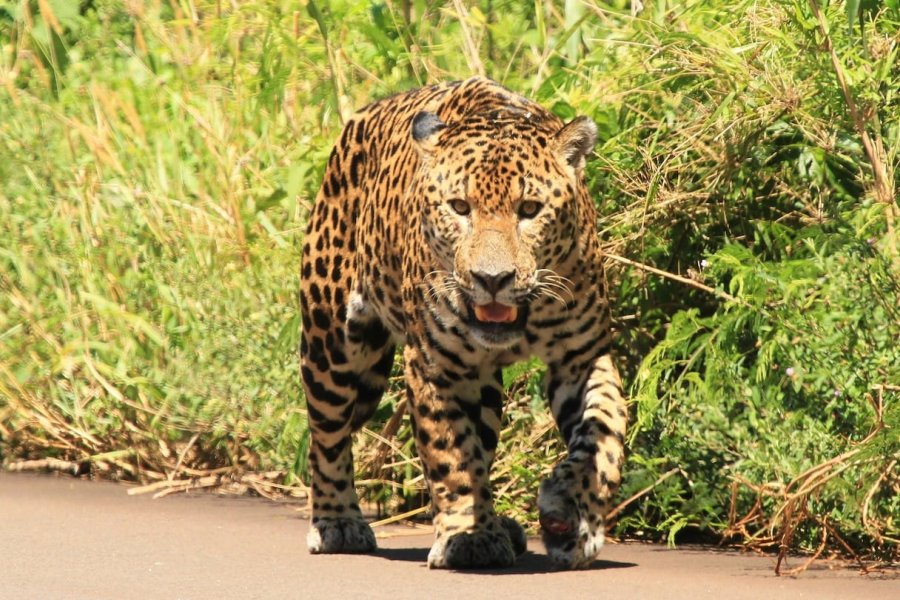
[300,76,627,569]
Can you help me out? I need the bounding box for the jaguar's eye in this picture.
[518,200,542,219]
[449,199,471,216]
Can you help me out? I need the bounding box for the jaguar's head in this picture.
[412,108,597,348]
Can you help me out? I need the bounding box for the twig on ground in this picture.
[6,458,87,476]
[168,431,201,481]
[776,512,828,576]
[369,504,430,528]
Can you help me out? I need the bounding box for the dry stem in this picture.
[807,0,898,260]
[606,467,681,523]
[605,252,738,303]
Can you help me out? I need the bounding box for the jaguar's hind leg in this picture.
[301,312,395,553]
[301,267,396,553]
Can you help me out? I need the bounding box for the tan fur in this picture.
[300,77,627,569]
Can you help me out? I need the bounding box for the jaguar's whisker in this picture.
[540,280,574,304]
[537,284,568,309]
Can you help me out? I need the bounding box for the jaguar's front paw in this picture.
[537,464,605,569]
[307,517,377,554]
[498,515,528,556]
[427,529,516,569]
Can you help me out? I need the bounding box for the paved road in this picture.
[1,473,896,599]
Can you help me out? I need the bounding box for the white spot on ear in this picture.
[555,116,598,169]
[412,112,446,142]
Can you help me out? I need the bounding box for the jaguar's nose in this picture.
[471,270,515,296]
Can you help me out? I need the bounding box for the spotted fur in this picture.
[300,77,627,569]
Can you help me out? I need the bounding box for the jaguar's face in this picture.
[412,110,597,348]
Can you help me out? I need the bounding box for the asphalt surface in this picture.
[1,472,896,599]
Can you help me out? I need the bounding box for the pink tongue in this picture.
[473,302,518,323]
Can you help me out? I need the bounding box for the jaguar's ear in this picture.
[554,116,597,170]
[411,111,446,155]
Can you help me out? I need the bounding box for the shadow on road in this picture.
[375,548,637,575]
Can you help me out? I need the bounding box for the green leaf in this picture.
[256,188,287,213]
[846,0,860,33]
[307,0,328,42]
[47,0,80,30]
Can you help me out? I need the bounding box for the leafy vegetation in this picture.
[1,0,897,566]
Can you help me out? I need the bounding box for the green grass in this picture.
[1,0,898,564]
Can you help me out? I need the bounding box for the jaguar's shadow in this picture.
[375,548,637,575]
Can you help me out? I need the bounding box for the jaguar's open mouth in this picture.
[473,302,519,324]
[465,302,529,342]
